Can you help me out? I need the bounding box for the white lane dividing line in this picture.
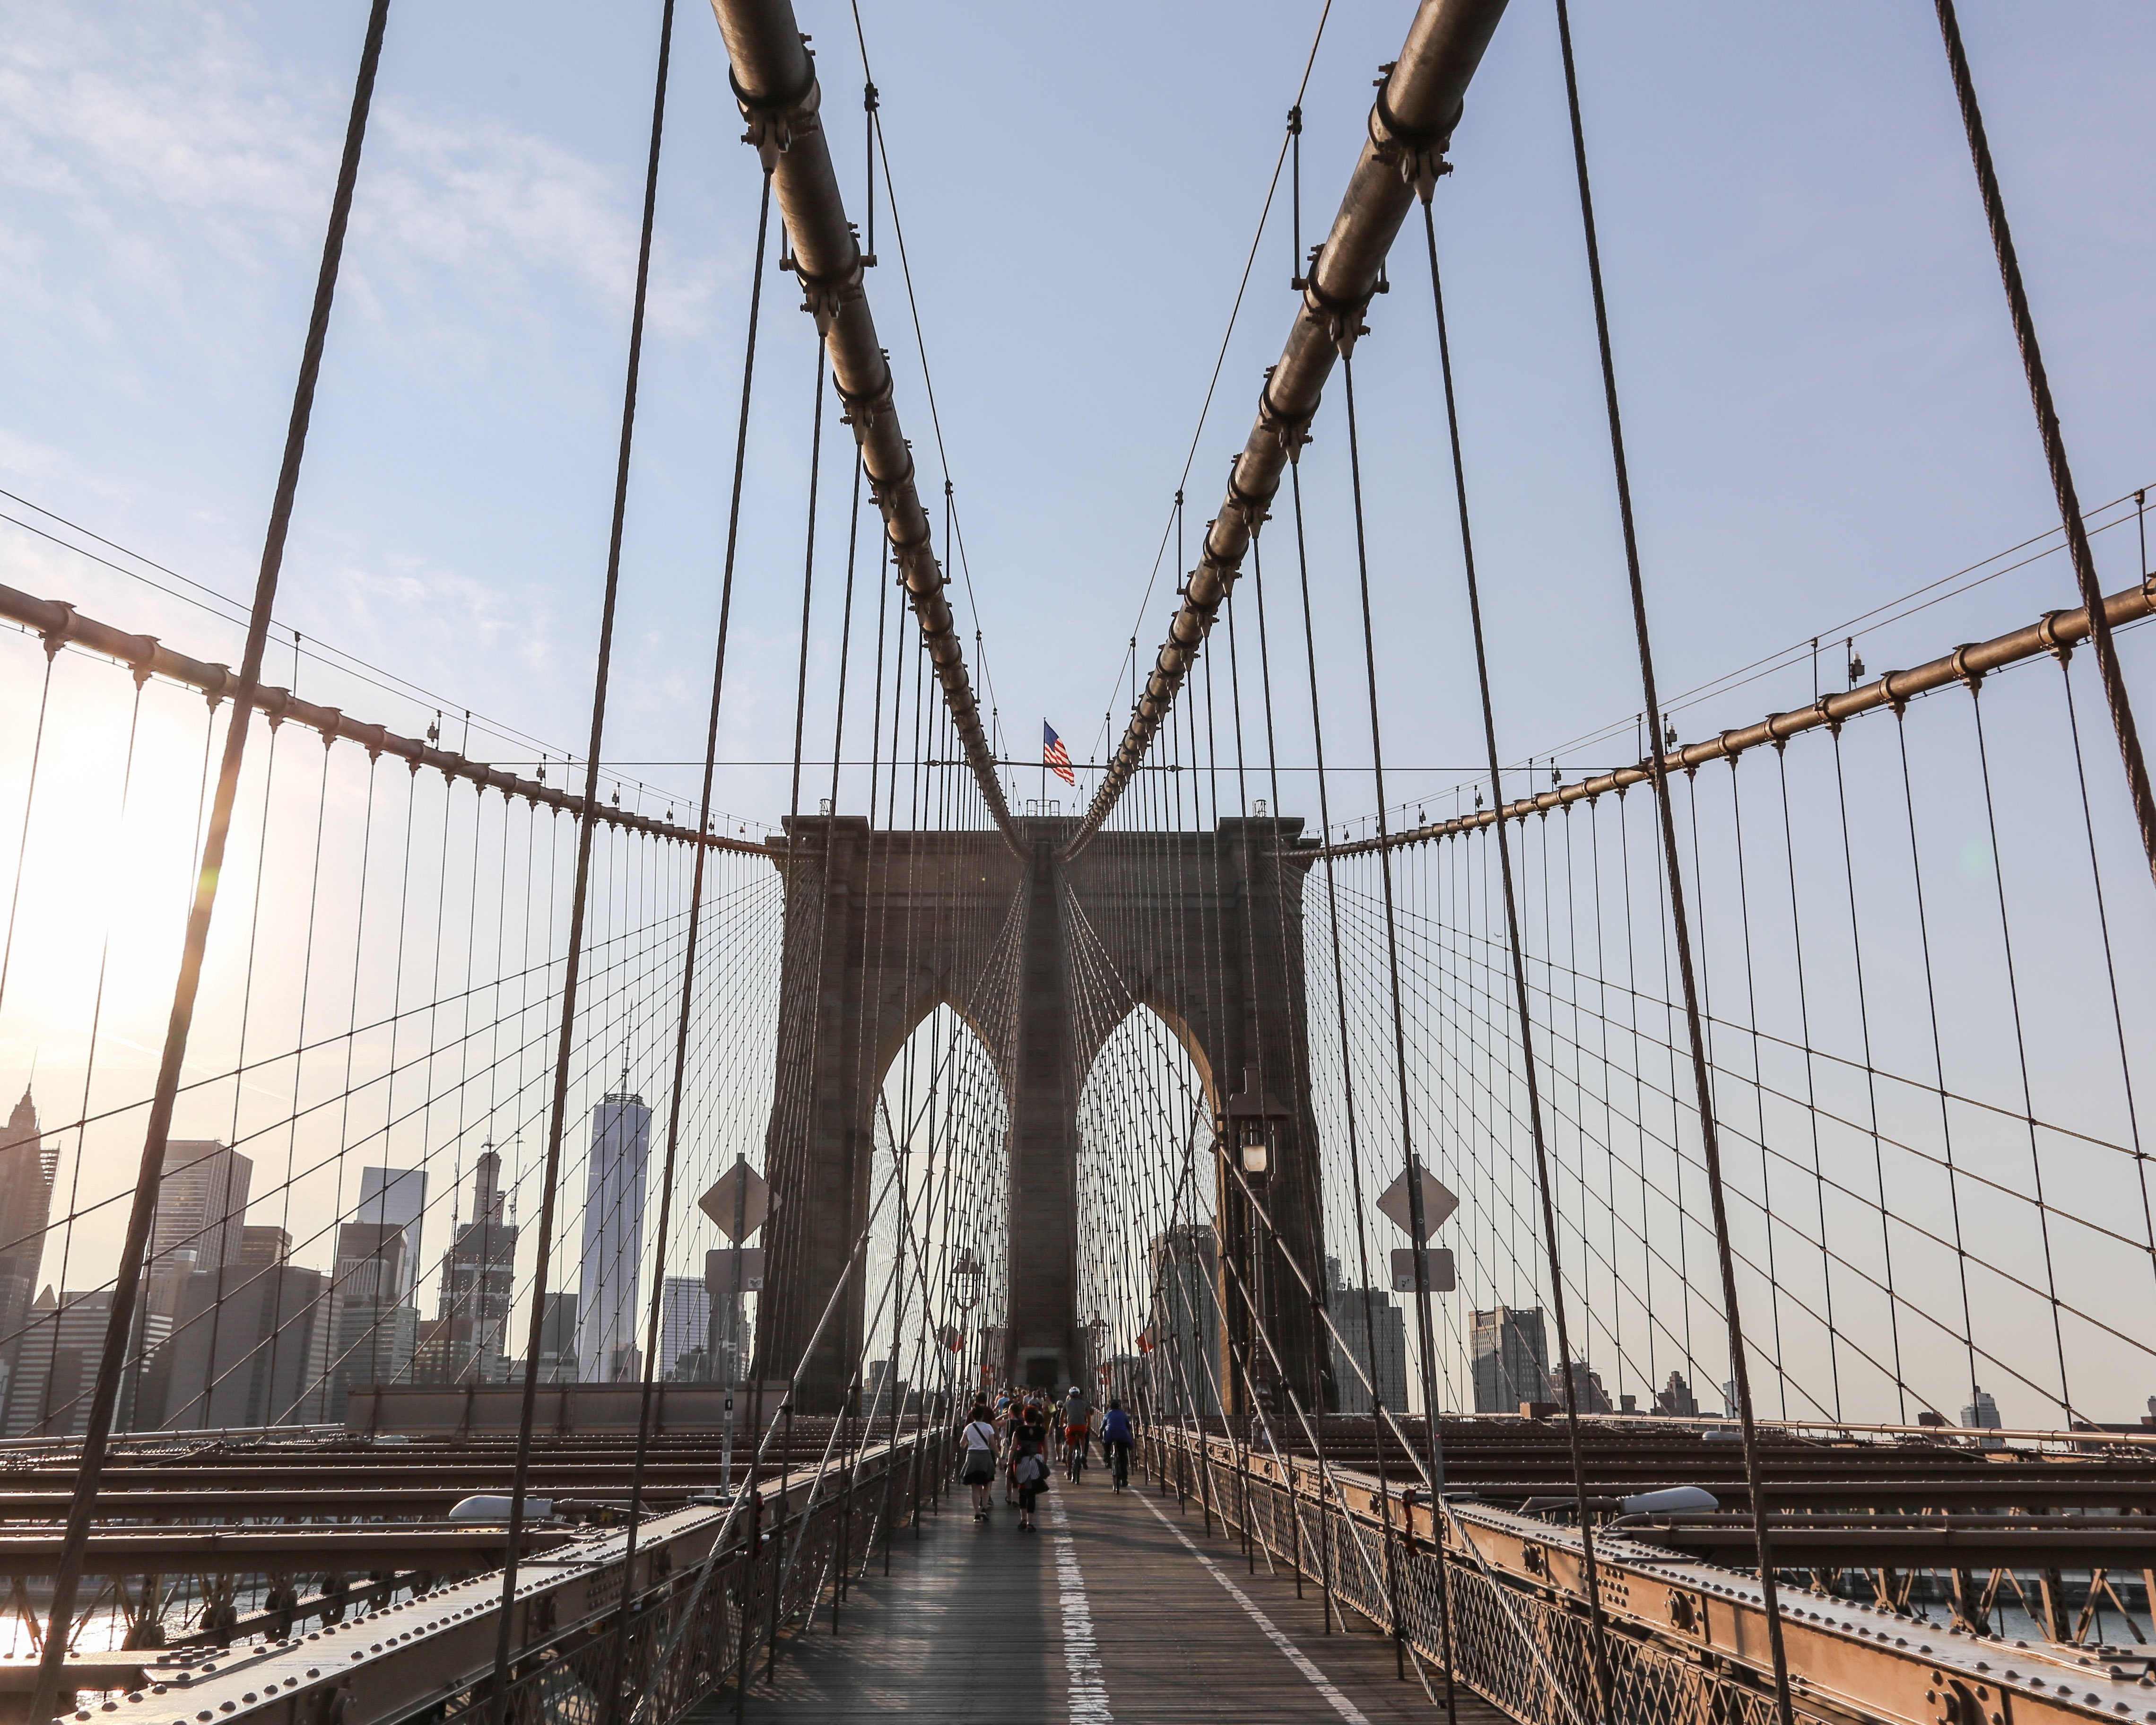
[1050,1485,1113,1722]
[1136,1488,1372,1725]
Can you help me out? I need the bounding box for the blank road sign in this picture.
[699,1157,770,1242]
[1376,1163,1459,1242]
[1391,1247,1456,1295]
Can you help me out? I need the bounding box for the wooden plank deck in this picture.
[717,1469,1509,1723]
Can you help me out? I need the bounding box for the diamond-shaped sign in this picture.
[1376,1162,1458,1243]
[698,1157,770,1242]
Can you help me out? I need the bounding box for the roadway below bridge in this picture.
[727,1468,1503,1724]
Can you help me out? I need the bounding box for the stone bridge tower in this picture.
[754,814,1325,1416]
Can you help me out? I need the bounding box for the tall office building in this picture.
[862,1357,909,1422]
[238,1226,289,1267]
[355,1167,426,1305]
[1325,1257,1408,1415]
[422,1151,516,1384]
[534,1291,579,1382]
[157,1263,336,1430]
[578,1093,650,1384]
[1555,1360,1614,1414]
[1470,1307,1550,1413]
[705,1252,754,1387]
[144,1141,252,1321]
[1147,1225,1222,1417]
[4,1290,170,1437]
[1654,1370,1699,1418]
[660,1276,709,1380]
[327,1221,415,1417]
[0,1090,57,1403]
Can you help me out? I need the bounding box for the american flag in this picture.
[1043,721,1076,786]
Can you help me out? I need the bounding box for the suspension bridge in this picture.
[0,0,2152,1723]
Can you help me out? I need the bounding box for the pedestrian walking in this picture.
[1015,1446,1049,1531]
[959,1400,999,1521]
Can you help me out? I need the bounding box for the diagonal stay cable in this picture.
[490,1,675,1714]
[30,7,393,1719]
[1552,4,1795,1720]
[1931,0,2156,886]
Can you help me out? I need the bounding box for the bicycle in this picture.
[1109,1443,1130,1492]
[1065,1431,1087,1482]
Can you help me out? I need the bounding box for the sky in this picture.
[0,2,2153,1424]
[2,0,2151,831]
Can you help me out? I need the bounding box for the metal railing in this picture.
[1142,1427,2143,1725]
[84,1425,953,1725]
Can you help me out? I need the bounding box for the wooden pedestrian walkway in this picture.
[720,1470,1508,1723]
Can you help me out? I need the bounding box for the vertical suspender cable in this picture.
[491,0,673,1713]
[1550,6,1795,1722]
[1931,0,2156,889]
[31,5,393,1718]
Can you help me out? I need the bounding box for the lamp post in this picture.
[946,1247,984,1389]
[1220,1067,1292,1427]
[948,1246,984,1313]
[1081,1314,1110,1400]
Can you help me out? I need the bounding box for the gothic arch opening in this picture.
[1073,1005,1220,1415]
[861,1004,1010,1411]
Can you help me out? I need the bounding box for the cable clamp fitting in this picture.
[1370,64,1459,204]
[1298,247,1374,358]
[731,48,821,172]
[836,368,895,433]
[1949,644,1984,693]
[2035,609,2073,663]
[1225,467,1273,535]
[792,228,869,334]
[1257,375,1315,462]
[35,601,77,663]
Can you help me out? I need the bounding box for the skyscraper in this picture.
[238,1226,290,1267]
[1556,1360,1614,1414]
[156,1263,336,1430]
[1470,1307,1550,1413]
[1325,1257,1408,1415]
[534,1291,579,1382]
[1147,1225,1221,1416]
[1654,1370,1699,1418]
[354,1167,426,1305]
[0,1090,57,1399]
[144,1141,252,1321]
[327,1220,415,1416]
[660,1275,709,1380]
[704,1249,761,1387]
[421,1150,515,1384]
[3,1289,172,1438]
[578,1093,650,1384]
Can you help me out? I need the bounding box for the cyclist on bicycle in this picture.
[1061,1385,1092,1481]
[1099,1399,1134,1490]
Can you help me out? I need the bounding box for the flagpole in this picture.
[1040,717,1046,810]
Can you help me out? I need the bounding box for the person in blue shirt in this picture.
[1099,1399,1134,1490]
